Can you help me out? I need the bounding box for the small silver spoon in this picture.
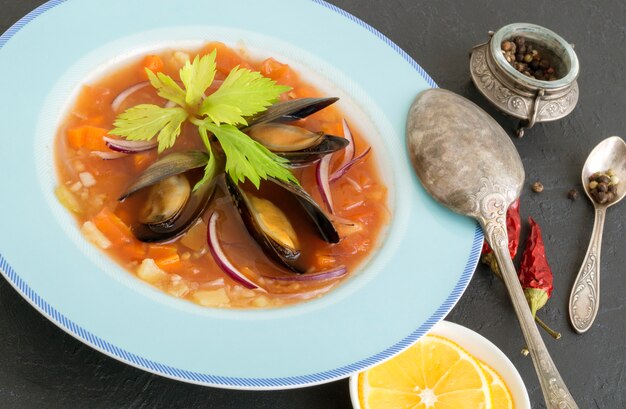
[569,136,626,333]
[407,88,578,409]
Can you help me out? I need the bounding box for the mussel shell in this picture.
[244,97,339,129]
[119,151,208,201]
[246,123,325,152]
[268,178,340,244]
[138,174,191,224]
[277,135,349,165]
[132,180,216,243]
[225,175,302,273]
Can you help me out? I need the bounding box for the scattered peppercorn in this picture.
[501,37,559,81]
[567,189,579,200]
[588,169,619,204]
[532,181,544,193]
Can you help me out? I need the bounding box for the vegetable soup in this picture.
[54,42,389,308]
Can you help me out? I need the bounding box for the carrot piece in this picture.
[67,127,86,149]
[83,126,110,151]
[155,253,181,270]
[114,207,134,226]
[67,126,110,151]
[92,207,134,246]
[259,58,294,86]
[142,54,164,75]
[121,242,147,261]
[147,244,179,259]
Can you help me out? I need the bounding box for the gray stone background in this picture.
[1,0,625,408]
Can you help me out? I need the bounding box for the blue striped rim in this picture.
[0,0,483,388]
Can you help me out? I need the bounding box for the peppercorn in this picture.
[588,169,620,204]
[532,181,544,193]
[567,189,579,200]
[501,36,560,80]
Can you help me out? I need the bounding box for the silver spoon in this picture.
[407,88,578,409]
[569,136,626,333]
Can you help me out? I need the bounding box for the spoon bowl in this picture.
[581,136,626,208]
[407,88,579,409]
[569,136,626,333]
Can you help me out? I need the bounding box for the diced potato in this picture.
[191,288,230,307]
[180,220,207,251]
[81,221,111,249]
[165,275,190,298]
[171,51,190,69]
[55,184,82,214]
[73,160,86,172]
[252,295,270,308]
[79,172,96,187]
[69,181,83,192]
[136,258,168,284]
[230,285,257,299]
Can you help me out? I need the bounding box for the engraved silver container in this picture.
[470,23,579,137]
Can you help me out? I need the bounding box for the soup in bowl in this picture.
[54,41,389,309]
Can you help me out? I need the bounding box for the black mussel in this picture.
[246,123,349,166]
[225,175,302,272]
[277,135,349,165]
[138,174,190,225]
[247,123,325,152]
[132,180,216,243]
[118,151,215,243]
[119,151,208,201]
[268,178,339,244]
[244,97,339,129]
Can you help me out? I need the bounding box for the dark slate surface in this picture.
[1,1,625,408]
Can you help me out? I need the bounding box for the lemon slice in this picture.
[479,362,514,409]
[358,334,492,409]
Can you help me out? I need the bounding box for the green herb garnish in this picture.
[110,50,295,189]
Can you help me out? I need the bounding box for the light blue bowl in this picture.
[0,0,481,389]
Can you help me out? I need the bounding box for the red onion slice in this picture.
[91,151,127,160]
[104,136,157,154]
[316,154,334,214]
[263,266,347,282]
[336,118,355,170]
[111,81,150,112]
[329,146,371,183]
[207,212,265,292]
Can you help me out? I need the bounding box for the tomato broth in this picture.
[55,42,389,308]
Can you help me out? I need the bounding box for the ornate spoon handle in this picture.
[482,217,579,409]
[569,206,605,333]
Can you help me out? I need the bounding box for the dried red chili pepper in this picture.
[481,198,521,275]
[519,216,554,318]
[481,201,560,339]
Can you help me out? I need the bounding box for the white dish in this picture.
[349,320,531,408]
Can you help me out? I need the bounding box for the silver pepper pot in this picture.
[470,23,579,137]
